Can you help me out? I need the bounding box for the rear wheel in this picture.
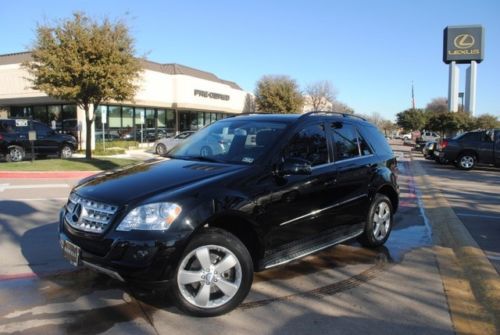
[6,146,25,162]
[170,228,253,317]
[359,194,393,248]
[156,143,167,156]
[457,153,476,170]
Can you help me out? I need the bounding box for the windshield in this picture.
[169,119,288,164]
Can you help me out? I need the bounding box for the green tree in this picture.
[426,111,460,137]
[23,12,142,159]
[255,75,304,113]
[396,108,427,131]
[474,114,500,129]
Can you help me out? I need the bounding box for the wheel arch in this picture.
[375,184,399,212]
[457,149,478,162]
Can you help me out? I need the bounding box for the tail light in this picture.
[439,139,448,150]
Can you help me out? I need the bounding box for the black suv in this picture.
[59,112,399,316]
[0,119,77,161]
[436,129,500,170]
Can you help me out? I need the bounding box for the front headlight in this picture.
[116,202,182,231]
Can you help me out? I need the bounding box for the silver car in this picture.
[154,131,195,156]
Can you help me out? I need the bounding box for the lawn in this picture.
[0,157,139,171]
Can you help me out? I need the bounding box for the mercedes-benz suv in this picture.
[59,112,399,316]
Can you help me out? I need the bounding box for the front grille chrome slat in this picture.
[65,193,118,234]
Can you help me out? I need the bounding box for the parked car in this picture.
[415,131,440,150]
[154,131,196,156]
[0,119,77,162]
[422,141,437,160]
[436,129,500,170]
[59,112,399,316]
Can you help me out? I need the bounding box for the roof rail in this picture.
[300,111,366,121]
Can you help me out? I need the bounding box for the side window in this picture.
[462,132,480,142]
[482,131,494,143]
[284,124,328,166]
[356,129,373,156]
[331,122,360,161]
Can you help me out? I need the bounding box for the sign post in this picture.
[101,108,107,151]
[28,130,36,163]
[443,25,484,115]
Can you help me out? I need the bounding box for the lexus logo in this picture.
[454,34,475,49]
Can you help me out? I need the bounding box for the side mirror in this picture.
[281,158,312,176]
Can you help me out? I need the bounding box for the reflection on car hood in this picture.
[74,159,245,205]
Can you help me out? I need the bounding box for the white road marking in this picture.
[456,213,500,220]
[0,183,69,192]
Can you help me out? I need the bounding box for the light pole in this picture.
[458,92,464,112]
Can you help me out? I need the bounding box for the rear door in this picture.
[324,121,374,229]
[495,130,500,166]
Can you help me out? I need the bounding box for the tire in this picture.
[456,153,476,170]
[156,143,167,156]
[60,145,73,159]
[200,146,213,157]
[170,228,253,317]
[6,146,25,162]
[358,194,393,248]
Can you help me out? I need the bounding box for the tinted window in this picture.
[361,125,393,156]
[356,129,373,156]
[284,124,328,166]
[481,131,494,143]
[331,122,359,161]
[460,132,481,142]
[0,120,15,133]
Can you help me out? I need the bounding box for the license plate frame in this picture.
[63,240,81,267]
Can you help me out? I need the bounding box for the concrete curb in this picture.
[0,171,99,179]
[411,155,500,334]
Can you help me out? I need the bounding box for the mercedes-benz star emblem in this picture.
[454,34,475,49]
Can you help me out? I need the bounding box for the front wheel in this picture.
[359,194,393,248]
[60,145,73,159]
[170,228,253,317]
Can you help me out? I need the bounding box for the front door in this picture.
[264,122,335,249]
[33,122,59,154]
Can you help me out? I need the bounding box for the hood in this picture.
[74,159,247,205]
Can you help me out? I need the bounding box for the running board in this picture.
[259,225,364,270]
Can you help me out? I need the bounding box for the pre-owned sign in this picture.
[443,25,484,64]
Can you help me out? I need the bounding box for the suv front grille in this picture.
[65,193,118,234]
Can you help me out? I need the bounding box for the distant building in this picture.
[0,52,249,149]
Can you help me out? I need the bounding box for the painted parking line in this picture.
[0,183,70,192]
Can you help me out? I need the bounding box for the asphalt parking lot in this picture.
[0,146,498,334]
[414,151,500,274]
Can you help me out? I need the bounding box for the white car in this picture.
[154,131,195,155]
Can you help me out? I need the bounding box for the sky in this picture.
[0,0,499,121]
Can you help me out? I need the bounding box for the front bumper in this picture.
[58,208,190,286]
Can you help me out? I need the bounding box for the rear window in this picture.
[359,124,393,156]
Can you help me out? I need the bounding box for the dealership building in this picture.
[0,52,250,149]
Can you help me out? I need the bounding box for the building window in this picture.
[33,106,48,124]
[10,106,31,119]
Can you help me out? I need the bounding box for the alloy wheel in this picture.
[177,245,242,309]
[460,155,474,169]
[373,202,391,241]
[9,147,23,162]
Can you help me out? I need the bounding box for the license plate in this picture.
[63,240,81,267]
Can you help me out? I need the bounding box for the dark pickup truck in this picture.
[436,129,500,170]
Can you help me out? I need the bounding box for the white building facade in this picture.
[0,52,250,149]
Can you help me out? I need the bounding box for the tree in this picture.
[426,97,448,113]
[329,100,355,114]
[474,114,500,129]
[254,75,304,113]
[305,80,337,111]
[23,12,142,159]
[242,93,256,114]
[426,111,460,137]
[396,108,427,131]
